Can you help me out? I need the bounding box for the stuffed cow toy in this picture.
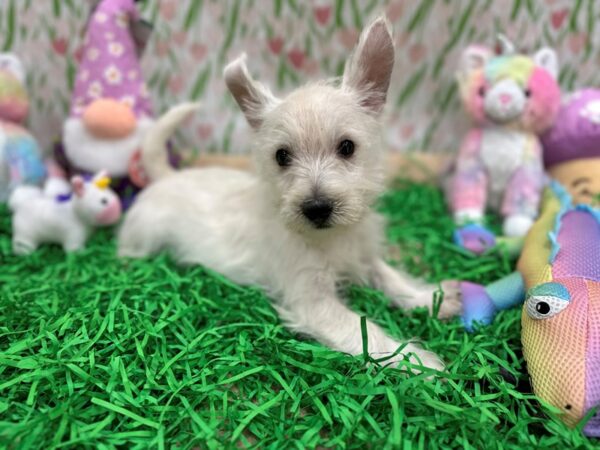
[450,36,561,254]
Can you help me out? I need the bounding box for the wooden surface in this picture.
[193,153,451,184]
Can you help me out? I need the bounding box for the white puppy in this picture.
[118,17,461,371]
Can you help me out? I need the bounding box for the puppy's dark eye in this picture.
[275,149,292,167]
[478,86,486,97]
[101,198,108,205]
[524,88,531,98]
[337,139,355,158]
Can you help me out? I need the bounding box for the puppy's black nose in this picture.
[301,198,333,228]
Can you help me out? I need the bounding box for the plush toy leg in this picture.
[63,236,86,253]
[12,236,37,255]
[453,223,496,255]
[461,271,525,331]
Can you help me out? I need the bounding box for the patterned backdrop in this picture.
[0,0,598,157]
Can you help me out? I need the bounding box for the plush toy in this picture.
[459,89,600,435]
[56,0,167,208]
[0,53,46,201]
[450,36,561,254]
[9,171,122,254]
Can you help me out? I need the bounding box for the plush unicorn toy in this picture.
[459,89,600,435]
[9,171,122,254]
[450,36,561,254]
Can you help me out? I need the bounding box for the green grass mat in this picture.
[0,180,596,449]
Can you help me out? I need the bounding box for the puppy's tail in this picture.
[141,102,201,182]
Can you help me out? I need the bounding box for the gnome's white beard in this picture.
[63,117,154,177]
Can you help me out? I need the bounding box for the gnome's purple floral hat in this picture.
[70,0,152,120]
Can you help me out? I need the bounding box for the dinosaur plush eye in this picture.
[525,282,570,320]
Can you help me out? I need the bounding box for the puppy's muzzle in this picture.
[301,197,334,228]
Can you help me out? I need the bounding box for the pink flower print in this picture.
[191,43,208,61]
[104,65,123,85]
[95,11,108,24]
[52,37,67,55]
[409,43,426,63]
[173,31,187,46]
[155,40,169,57]
[386,0,405,22]
[551,8,568,29]
[108,42,125,57]
[88,81,103,99]
[337,28,359,50]
[287,48,305,69]
[169,75,185,94]
[196,123,214,140]
[268,37,284,55]
[87,47,100,62]
[74,45,84,63]
[127,70,138,81]
[568,32,587,54]
[313,6,331,25]
[160,0,177,21]
[303,59,319,75]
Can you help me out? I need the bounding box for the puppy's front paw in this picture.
[402,344,445,376]
[435,280,463,319]
[412,281,462,319]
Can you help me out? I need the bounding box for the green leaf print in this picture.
[190,64,212,100]
[184,0,203,31]
[2,0,15,52]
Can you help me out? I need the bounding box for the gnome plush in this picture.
[59,0,156,208]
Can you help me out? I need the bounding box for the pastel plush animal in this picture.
[0,53,46,201]
[9,171,121,254]
[459,89,600,434]
[450,36,561,254]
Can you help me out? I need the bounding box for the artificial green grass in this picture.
[0,180,597,449]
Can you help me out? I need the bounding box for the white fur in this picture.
[10,172,121,254]
[118,17,461,373]
[63,116,154,176]
[480,126,526,209]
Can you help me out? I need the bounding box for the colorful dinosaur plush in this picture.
[460,88,600,435]
[0,53,46,201]
[450,36,561,254]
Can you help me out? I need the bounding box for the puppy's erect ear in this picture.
[342,16,395,114]
[533,48,558,79]
[224,53,279,129]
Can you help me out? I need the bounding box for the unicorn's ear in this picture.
[0,53,25,84]
[533,48,558,79]
[71,176,85,197]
